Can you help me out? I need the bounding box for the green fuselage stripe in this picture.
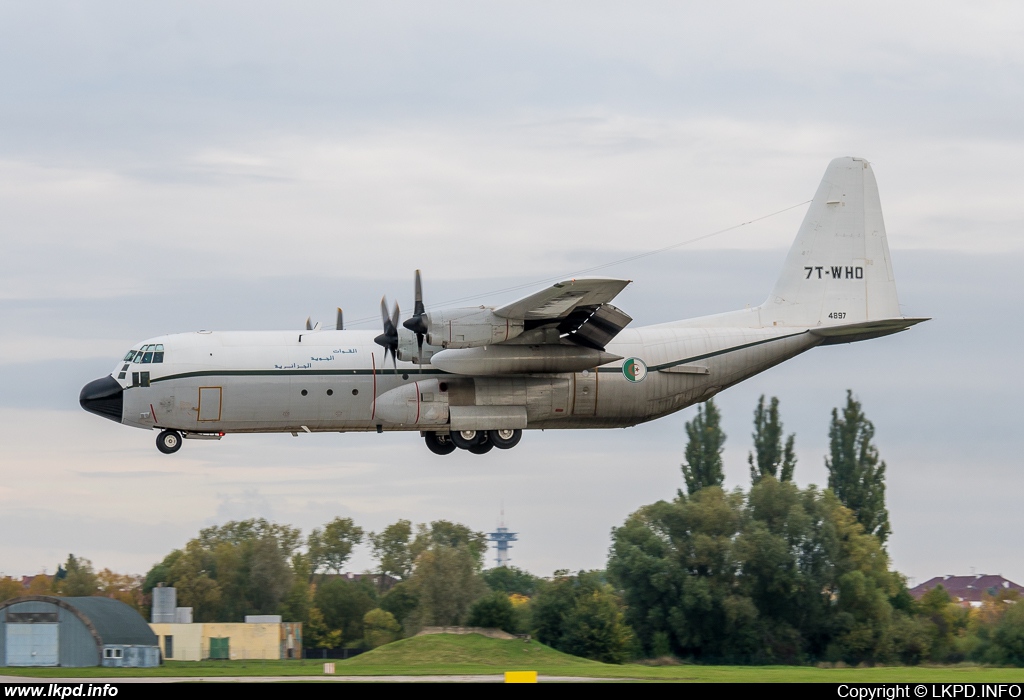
[597,330,809,372]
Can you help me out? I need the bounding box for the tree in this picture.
[0,577,23,603]
[531,571,634,664]
[559,587,635,664]
[748,395,796,484]
[609,478,904,664]
[279,553,313,625]
[363,608,402,649]
[379,581,419,630]
[314,577,378,646]
[369,520,414,582]
[482,566,541,596]
[410,521,488,569]
[466,591,515,632]
[826,391,891,545]
[304,606,342,651]
[247,536,294,614]
[167,541,222,622]
[986,599,1024,666]
[681,399,726,495]
[56,555,98,597]
[26,575,53,595]
[308,517,365,577]
[97,569,144,611]
[410,544,487,626]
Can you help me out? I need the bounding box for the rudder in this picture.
[761,157,901,327]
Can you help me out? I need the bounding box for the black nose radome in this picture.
[79,376,124,423]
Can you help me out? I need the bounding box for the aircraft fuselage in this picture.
[86,322,820,435]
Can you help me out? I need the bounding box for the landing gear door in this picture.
[572,371,598,416]
[198,387,222,422]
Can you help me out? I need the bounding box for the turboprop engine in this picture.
[430,344,620,375]
[423,307,525,349]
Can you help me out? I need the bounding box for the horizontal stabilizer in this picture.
[810,317,930,345]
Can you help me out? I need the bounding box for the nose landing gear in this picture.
[156,429,182,454]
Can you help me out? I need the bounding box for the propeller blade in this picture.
[379,296,392,333]
[374,296,401,373]
[413,269,424,317]
[402,269,429,366]
[305,316,313,331]
[391,300,400,373]
[336,307,344,331]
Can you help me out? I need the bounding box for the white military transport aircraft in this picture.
[81,157,927,456]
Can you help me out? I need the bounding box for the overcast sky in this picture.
[1,2,1022,587]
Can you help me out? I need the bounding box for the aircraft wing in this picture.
[493,278,633,350]
[494,278,631,320]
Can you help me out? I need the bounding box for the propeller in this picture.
[336,307,344,331]
[374,296,400,372]
[402,269,428,363]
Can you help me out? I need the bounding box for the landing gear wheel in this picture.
[450,429,483,450]
[424,432,457,455]
[156,429,182,454]
[488,428,522,450]
[468,439,494,455]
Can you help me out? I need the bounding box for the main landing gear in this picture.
[424,429,522,456]
[156,429,182,454]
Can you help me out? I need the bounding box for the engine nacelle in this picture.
[424,307,525,349]
[396,328,441,364]
[374,379,449,426]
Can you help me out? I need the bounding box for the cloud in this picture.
[2,2,1023,585]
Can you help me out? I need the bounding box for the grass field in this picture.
[3,634,1023,682]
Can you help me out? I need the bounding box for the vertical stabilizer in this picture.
[762,157,901,327]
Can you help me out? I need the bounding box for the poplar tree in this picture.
[826,391,891,545]
[748,395,797,484]
[681,398,726,494]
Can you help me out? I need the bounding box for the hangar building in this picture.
[1,596,160,667]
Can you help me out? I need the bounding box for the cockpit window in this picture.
[130,344,164,364]
[123,350,137,362]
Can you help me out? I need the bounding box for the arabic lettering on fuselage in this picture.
[273,351,355,369]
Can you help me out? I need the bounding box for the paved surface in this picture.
[1,674,621,683]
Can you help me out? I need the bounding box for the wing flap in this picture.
[561,303,633,350]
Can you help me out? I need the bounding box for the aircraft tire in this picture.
[468,440,494,454]
[424,432,457,455]
[156,429,182,454]
[450,429,483,450]
[488,429,522,450]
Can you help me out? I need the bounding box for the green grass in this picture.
[3,634,1024,682]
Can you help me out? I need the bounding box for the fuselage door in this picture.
[198,387,222,422]
[572,370,598,416]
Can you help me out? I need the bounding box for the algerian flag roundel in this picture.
[622,357,648,383]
